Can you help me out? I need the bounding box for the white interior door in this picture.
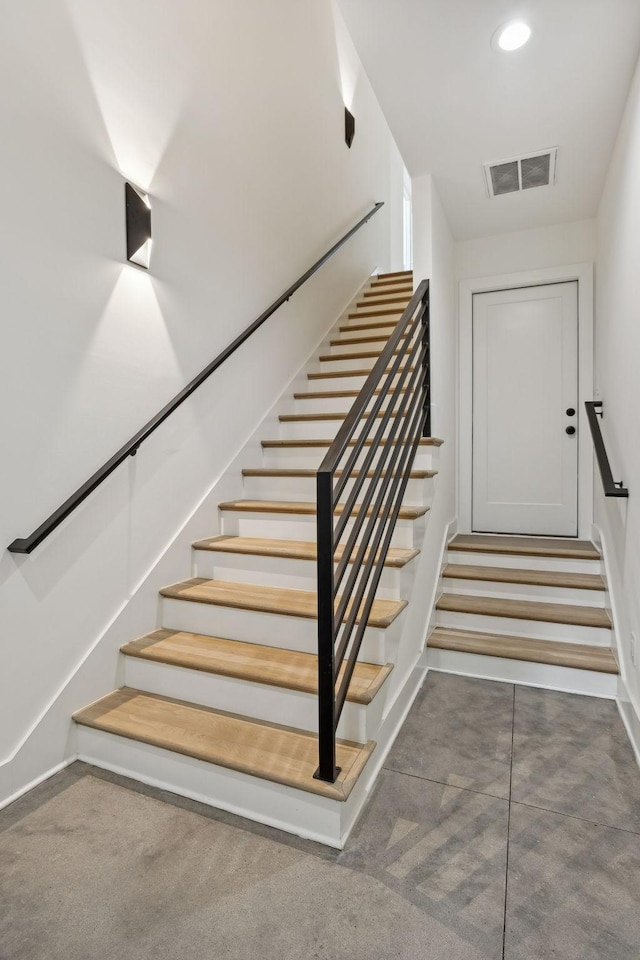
[472,282,578,536]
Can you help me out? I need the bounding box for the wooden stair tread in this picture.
[217,499,428,520]
[193,534,420,568]
[241,467,436,480]
[262,436,443,448]
[436,593,611,629]
[74,688,374,801]
[442,564,606,591]
[370,279,413,288]
[308,365,415,380]
[355,297,411,309]
[347,308,405,319]
[331,333,407,346]
[449,534,601,561]
[377,271,413,279]
[294,388,385,400]
[279,410,401,423]
[121,629,393,705]
[160,578,408,628]
[339,320,403,333]
[428,628,618,674]
[363,283,413,303]
[319,348,400,362]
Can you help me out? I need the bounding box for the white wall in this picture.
[594,50,640,755]
[410,174,457,613]
[456,219,596,280]
[0,0,405,805]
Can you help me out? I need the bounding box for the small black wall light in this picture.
[125,182,152,268]
[345,107,355,148]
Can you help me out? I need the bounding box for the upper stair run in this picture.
[427,533,618,697]
[73,269,444,847]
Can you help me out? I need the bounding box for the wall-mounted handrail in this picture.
[315,279,430,783]
[8,202,384,555]
[585,401,629,498]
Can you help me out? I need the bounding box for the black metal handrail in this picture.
[585,401,629,498]
[315,278,430,782]
[8,202,384,555]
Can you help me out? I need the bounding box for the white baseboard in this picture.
[0,757,76,813]
[617,677,640,772]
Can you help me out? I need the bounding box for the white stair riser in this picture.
[76,726,346,848]
[368,284,413,294]
[161,596,397,662]
[278,417,417,441]
[425,650,618,699]
[435,609,611,647]
[326,336,407,356]
[332,330,398,348]
[446,550,603,576]
[441,579,607,606]
[305,369,414,391]
[241,474,431,505]
[261,445,438,472]
[122,656,382,742]
[315,353,400,374]
[192,549,410,599]
[343,310,405,323]
[292,395,381,415]
[220,512,423,548]
[347,306,407,319]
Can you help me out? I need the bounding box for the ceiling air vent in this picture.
[483,148,557,198]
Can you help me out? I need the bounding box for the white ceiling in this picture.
[337,0,640,239]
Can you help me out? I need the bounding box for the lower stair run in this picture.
[428,533,618,696]
[74,689,373,801]
[73,269,443,847]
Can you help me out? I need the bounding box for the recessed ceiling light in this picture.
[492,21,532,52]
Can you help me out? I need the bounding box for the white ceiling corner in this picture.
[337,0,640,239]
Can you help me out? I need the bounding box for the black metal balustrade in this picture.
[585,401,629,497]
[8,203,384,555]
[315,279,430,782]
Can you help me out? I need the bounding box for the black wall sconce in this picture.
[125,182,152,268]
[345,107,355,148]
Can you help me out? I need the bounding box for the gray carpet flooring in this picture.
[1,673,640,959]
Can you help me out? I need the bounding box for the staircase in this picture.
[73,270,444,847]
[427,534,618,697]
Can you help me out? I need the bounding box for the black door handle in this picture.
[566,407,576,417]
[566,426,576,436]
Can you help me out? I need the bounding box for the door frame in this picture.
[459,263,594,540]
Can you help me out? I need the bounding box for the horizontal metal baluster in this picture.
[334,388,426,667]
[332,309,424,506]
[332,326,426,543]
[331,355,426,601]
[313,277,430,784]
[335,403,428,713]
[332,349,427,597]
[320,284,428,491]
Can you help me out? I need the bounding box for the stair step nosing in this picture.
[74,688,375,801]
[192,535,420,568]
[449,537,601,562]
[160,579,408,628]
[121,631,393,704]
[428,628,618,674]
[241,468,435,479]
[436,594,611,629]
[442,564,606,591]
[216,500,428,520]
[261,437,443,448]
